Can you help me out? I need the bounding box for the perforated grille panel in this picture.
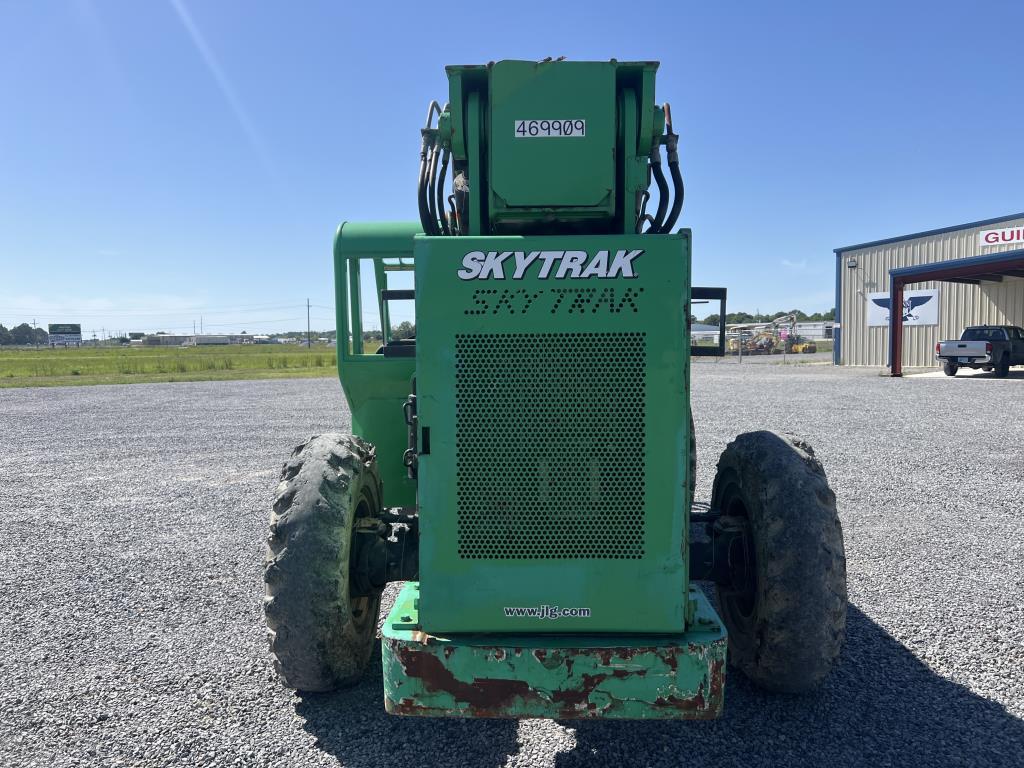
[455,332,646,559]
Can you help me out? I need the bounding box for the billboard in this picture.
[48,323,83,346]
[867,289,939,327]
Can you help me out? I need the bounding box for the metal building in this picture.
[834,212,1024,370]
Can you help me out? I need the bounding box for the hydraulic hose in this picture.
[659,103,684,233]
[417,133,435,235]
[436,148,451,235]
[423,100,442,129]
[661,133,684,233]
[647,142,669,233]
[426,141,441,235]
[635,191,651,234]
[417,100,444,235]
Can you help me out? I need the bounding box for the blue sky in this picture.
[2,1,1022,336]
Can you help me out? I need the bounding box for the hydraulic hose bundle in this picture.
[418,101,456,236]
[418,94,683,237]
[639,103,684,234]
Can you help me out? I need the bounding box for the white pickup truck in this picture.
[935,325,1024,377]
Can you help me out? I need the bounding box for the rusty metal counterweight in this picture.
[382,584,726,719]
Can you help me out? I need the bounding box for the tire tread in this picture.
[263,433,381,692]
[712,430,847,693]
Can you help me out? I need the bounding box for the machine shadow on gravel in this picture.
[557,605,1024,768]
[295,645,518,767]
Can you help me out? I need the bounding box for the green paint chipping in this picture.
[382,583,726,719]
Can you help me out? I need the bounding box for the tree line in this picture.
[697,308,835,326]
[361,322,415,343]
[0,323,49,346]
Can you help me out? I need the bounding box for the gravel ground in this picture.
[1,365,1022,767]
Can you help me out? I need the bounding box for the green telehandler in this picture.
[263,59,846,719]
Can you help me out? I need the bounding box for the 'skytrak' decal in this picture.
[457,250,643,280]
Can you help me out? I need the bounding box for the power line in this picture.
[124,317,309,333]
[0,303,311,319]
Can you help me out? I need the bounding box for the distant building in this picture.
[794,322,834,340]
[690,323,720,340]
[835,211,1024,371]
[144,334,191,346]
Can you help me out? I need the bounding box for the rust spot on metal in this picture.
[387,696,426,716]
[493,648,506,661]
[654,690,705,711]
[708,658,724,700]
[443,646,455,660]
[396,648,532,710]
[651,657,724,717]
[564,658,574,677]
[551,672,607,706]
[611,668,646,678]
[533,649,547,662]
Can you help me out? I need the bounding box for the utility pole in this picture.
[306,299,311,348]
[32,318,38,348]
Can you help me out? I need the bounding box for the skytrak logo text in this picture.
[457,249,643,281]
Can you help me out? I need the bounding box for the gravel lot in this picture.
[1,363,1022,767]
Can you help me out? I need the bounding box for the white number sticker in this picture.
[514,119,586,138]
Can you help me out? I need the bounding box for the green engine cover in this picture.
[489,60,616,211]
[414,232,692,634]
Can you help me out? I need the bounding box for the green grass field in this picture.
[0,344,340,388]
[1,337,836,388]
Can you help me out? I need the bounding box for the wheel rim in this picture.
[716,478,758,634]
[349,494,378,634]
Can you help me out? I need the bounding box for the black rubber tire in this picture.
[711,431,847,693]
[688,412,697,505]
[264,434,383,692]
[943,361,958,377]
[995,354,1010,378]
